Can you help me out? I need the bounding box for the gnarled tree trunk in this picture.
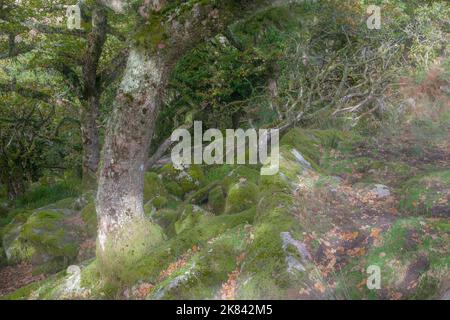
[95,48,169,281]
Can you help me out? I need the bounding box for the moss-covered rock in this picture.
[144,172,168,203]
[236,189,316,299]
[119,208,256,285]
[149,226,249,299]
[2,210,83,273]
[280,128,346,166]
[144,194,182,221]
[185,182,219,205]
[224,180,259,214]
[236,146,323,299]
[259,145,310,193]
[147,208,181,237]
[152,196,169,209]
[6,207,258,298]
[222,166,261,190]
[204,165,234,184]
[165,181,184,198]
[80,202,97,238]
[208,185,226,214]
[174,204,213,235]
[159,164,205,198]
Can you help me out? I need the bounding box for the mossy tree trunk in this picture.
[95,47,169,280]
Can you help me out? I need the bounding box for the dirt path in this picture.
[296,112,449,298]
[299,177,400,277]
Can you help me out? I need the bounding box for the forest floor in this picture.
[0,263,46,296]
[296,120,449,299]
[0,67,448,300]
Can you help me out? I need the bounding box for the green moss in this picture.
[1,211,31,238]
[96,217,166,285]
[134,13,167,52]
[204,165,234,184]
[79,260,103,296]
[259,146,306,193]
[148,208,181,237]
[222,166,261,189]
[150,226,248,299]
[23,211,79,258]
[185,182,219,205]
[80,202,97,237]
[14,177,81,211]
[144,172,168,203]
[165,181,184,198]
[225,181,259,214]
[236,192,315,299]
[208,185,226,214]
[280,128,346,165]
[152,196,169,209]
[2,209,82,271]
[398,170,450,214]
[123,208,255,285]
[145,194,182,219]
[160,165,205,197]
[336,217,450,299]
[174,204,212,235]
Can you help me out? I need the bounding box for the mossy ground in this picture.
[336,217,449,299]
[1,107,449,299]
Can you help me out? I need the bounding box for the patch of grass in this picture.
[398,170,450,214]
[336,217,449,299]
[14,178,82,211]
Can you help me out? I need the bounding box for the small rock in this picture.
[67,265,81,275]
[291,149,312,170]
[371,184,391,198]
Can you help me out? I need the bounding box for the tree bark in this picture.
[80,95,101,186]
[95,47,169,281]
[7,179,25,200]
[80,8,107,187]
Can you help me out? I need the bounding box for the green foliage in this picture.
[14,175,81,211]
